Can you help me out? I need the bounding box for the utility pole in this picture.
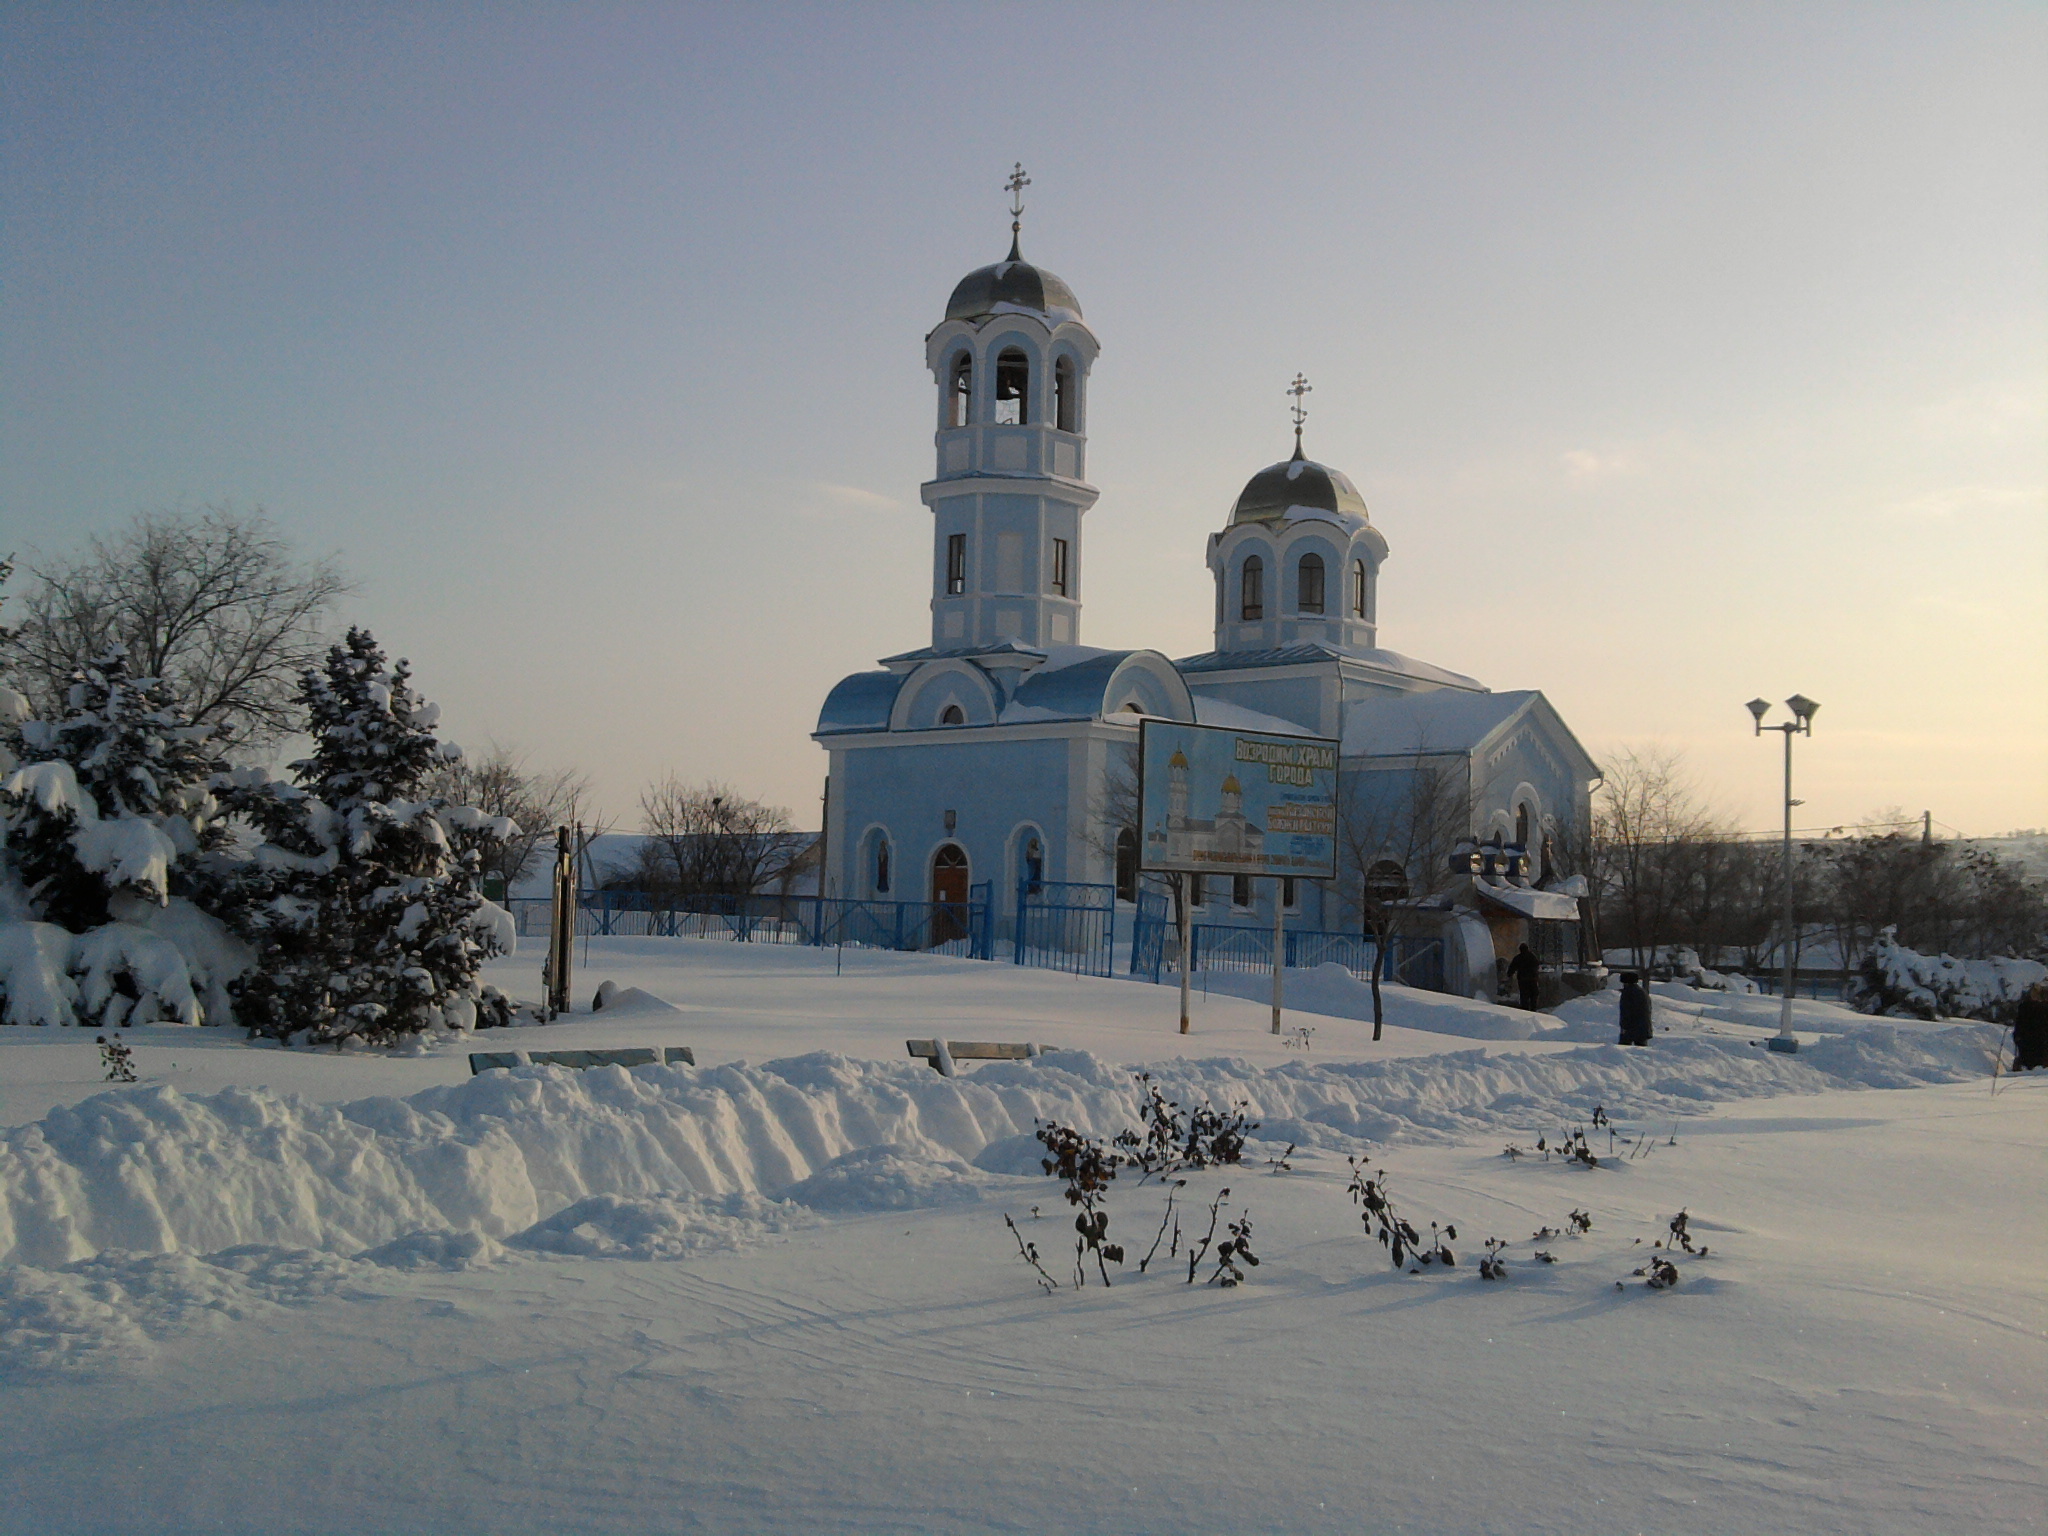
[1747,696,1819,1052]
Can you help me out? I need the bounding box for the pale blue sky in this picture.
[5,3,2043,834]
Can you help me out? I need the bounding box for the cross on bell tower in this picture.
[1004,162,1031,259]
[1288,373,1312,455]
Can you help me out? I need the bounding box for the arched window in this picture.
[1232,874,1253,909]
[874,837,892,896]
[1115,827,1139,903]
[1022,834,1045,895]
[948,353,972,427]
[1515,804,1530,849]
[1298,553,1325,615]
[1240,556,1264,621]
[1054,356,1076,432]
[994,349,1029,425]
[1352,559,1368,618]
[940,704,965,725]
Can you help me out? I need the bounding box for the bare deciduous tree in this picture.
[638,777,809,897]
[1336,750,1474,1035]
[426,743,593,893]
[1590,746,1723,970]
[3,505,352,752]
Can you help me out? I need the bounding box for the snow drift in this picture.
[0,1027,2000,1269]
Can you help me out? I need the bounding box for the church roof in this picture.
[1176,642,1484,691]
[1339,689,1600,778]
[876,639,1046,670]
[1228,444,1370,530]
[815,670,906,735]
[946,238,1084,324]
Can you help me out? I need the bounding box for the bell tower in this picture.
[921,166,1101,652]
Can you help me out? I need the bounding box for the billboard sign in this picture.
[1137,719,1339,880]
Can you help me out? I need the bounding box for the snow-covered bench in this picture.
[468,1046,696,1074]
[904,1039,1054,1076]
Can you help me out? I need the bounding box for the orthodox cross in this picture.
[1288,373,1312,449]
[1005,162,1031,255]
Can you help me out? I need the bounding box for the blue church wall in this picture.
[1464,719,1591,877]
[827,734,1081,914]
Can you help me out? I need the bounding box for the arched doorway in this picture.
[930,843,970,945]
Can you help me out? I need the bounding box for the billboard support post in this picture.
[1270,877,1285,1034]
[1178,886,1192,1035]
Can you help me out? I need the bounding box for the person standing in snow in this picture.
[1507,942,1541,1011]
[2013,981,2048,1072]
[1617,972,1652,1046]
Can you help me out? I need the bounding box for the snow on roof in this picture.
[1189,696,1319,736]
[1474,881,1582,921]
[999,648,1141,722]
[1340,690,1541,757]
[1175,643,1484,691]
[815,671,906,735]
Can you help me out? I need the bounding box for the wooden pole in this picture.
[547,825,574,1017]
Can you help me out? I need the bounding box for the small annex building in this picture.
[814,195,1600,998]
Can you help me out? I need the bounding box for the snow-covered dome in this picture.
[945,237,1083,323]
[1228,443,1370,529]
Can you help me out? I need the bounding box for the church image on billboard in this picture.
[1138,719,1338,879]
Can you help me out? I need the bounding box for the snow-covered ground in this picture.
[0,937,2040,1534]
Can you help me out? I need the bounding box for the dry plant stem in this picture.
[1004,1214,1058,1293]
[1186,1188,1230,1284]
[1137,1181,1185,1273]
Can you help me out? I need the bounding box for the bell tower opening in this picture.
[994,349,1029,425]
[948,352,972,427]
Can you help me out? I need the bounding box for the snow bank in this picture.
[784,1143,990,1212]
[0,1244,369,1375]
[506,1191,809,1260]
[0,1029,2002,1270]
[1192,962,1543,1040]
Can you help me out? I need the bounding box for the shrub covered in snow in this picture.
[0,650,243,1027]
[1846,927,2045,1022]
[221,628,515,1045]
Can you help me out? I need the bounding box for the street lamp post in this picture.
[1747,694,1819,1053]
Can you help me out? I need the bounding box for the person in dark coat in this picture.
[1617,972,1652,1046]
[2014,981,2048,1072]
[1507,942,1541,1011]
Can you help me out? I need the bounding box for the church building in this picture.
[814,178,1600,997]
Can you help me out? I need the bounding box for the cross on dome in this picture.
[1004,162,1032,259]
[1287,373,1312,456]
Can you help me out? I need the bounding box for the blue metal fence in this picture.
[1130,887,1172,984]
[1126,898,1444,992]
[1013,879,1116,978]
[506,886,994,961]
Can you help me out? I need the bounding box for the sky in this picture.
[4,2,2044,838]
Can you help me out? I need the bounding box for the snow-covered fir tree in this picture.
[224,628,514,1045]
[0,648,241,1027]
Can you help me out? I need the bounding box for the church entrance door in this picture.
[930,844,970,945]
